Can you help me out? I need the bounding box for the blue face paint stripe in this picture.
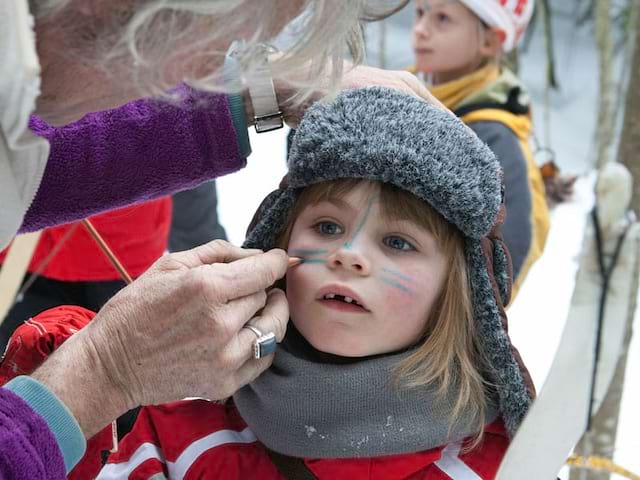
[381,268,417,284]
[288,249,329,256]
[344,194,379,250]
[380,277,415,296]
[299,259,328,265]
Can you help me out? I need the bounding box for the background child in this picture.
[411,0,548,297]
[98,87,534,479]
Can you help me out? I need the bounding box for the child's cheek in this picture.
[378,266,422,315]
[287,267,306,291]
[382,284,417,310]
[286,269,306,317]
[379,274,418,310]
[381,283,430,340]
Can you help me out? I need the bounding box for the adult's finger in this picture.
[232,354,275,391]
[214,289,268,339]
[339,65,451,114]
[236,288,289,351]
[202,289,288,393]
[208,249,289,302]
[166,239,263,270]
[397,72,449,111]
[233,289,290,388]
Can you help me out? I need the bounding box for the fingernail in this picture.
[288,257,302,268]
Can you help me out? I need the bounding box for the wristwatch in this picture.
[243,43,284,133]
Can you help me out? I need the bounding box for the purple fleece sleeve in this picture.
[21,86,247,232]
[0,388,66,480]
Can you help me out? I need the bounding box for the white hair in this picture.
[31,0,407,103]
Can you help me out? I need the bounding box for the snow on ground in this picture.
[218,2,640,477]
[508,176,594,391]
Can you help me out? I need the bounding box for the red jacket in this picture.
[0,197,171,282]
[100,400,509,479]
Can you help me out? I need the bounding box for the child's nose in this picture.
[414,17,431,38]
[327,247,371,276]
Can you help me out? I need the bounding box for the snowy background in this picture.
[216,2,639,478]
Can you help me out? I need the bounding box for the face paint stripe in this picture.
[381,268,417,284]
[380,277,416,296]
[344,194,379,250]
[299,259,328,265]
[288,249,329,256]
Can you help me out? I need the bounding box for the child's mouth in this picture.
[320,293,369,312]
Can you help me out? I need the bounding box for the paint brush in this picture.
[288,257,302,268]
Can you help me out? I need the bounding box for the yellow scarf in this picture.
[429,64,500,111]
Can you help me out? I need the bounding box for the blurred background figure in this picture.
[169,181,227,253]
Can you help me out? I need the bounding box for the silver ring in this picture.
[242,324,277,359]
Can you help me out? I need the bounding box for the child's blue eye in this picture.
[314,221,344,236]
[383,236,415,251]
[416,7,424,17]
[436,12,450,23]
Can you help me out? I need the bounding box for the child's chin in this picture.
[414,59,435,74]
[310,337,377,358]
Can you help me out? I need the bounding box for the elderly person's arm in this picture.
[21,86,250,232]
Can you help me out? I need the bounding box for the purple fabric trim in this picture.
[0,388,65,479]
[21,86,247,232]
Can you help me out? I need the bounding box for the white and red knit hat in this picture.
[459,0,535,52]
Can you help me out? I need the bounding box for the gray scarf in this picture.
[234,329,498,458]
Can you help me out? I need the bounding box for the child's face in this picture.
[412,0,494,82]
[285,183,448,357]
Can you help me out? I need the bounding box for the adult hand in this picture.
[340,64,446,107]
[272,62,449,127]
[31,240,289,437]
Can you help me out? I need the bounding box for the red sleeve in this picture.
[0,305,95,383]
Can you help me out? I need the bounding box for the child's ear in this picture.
[480,27,505,57]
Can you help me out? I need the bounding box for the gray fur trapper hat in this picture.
[244,86,535,436]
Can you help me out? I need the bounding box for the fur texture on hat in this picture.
[244,86,534,435]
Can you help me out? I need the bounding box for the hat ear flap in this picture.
[484,186,513,307]
[244,186,298,251]
[473,236,533,435]
[245,188,284,241]
[492,237,513,307]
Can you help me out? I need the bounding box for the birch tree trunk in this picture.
[540,0,558,88]
[594,0,615,169]
[618,10,640,211]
